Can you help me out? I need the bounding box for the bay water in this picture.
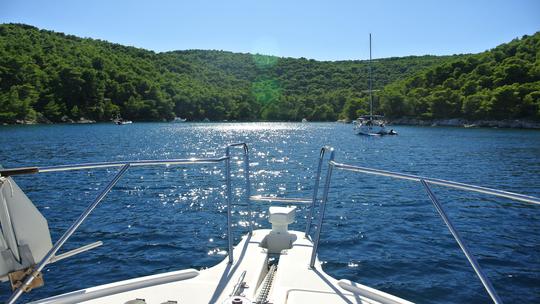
[0,123,538,303]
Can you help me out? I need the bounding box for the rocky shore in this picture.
[9,115,96,125]
[389,118,540,129]
[4,117,540,129]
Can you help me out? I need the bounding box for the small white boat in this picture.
[113,115,132,125]
[1,144,537,304]
[301,118,308,123]
[172,117,187,123]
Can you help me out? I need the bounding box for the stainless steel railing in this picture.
[38,157,229,172]
[249,195,313,204]
[420,180,501,303]
[309,155,540,304]
[2,144,251,304]
[331,161,540,205]
[249,145,335,241]
[7,164,131,304]
[305,146,334,237]
[3,144,539,304]
[226,143,253,235]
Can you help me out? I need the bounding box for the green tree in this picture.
[43,101,62,121]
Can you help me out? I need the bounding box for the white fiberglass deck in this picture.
[32,229,412,304]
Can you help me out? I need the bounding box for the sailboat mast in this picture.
[368,33,373,117]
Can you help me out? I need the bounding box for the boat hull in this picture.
[355,124,388,136]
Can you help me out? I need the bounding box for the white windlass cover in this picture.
[0,173,53,281]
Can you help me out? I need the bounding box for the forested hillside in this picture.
[379,32,540,120]
[0,23,451,123]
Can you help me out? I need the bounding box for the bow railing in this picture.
[309,154,540,304]
[1,144,251,304]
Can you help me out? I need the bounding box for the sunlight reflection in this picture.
[191,122,307,131]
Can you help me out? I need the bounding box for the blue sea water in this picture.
[0,122,539,303]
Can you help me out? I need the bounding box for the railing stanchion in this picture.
[241,144,253,234]
[420,180,503,304]
[309,152,335,268]
[305,147,333,237]
[6,164,130,304]
[225,143,252,234]
[225,147,234,264]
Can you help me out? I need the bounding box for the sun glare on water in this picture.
[193,122,306,132]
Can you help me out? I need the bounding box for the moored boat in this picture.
[354,34,397,136]
[112,114,132,125]
[354,115,389,135]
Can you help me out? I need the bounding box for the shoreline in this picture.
[3,118,540,130]
[388,118,540,129]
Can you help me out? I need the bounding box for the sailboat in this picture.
[354,34,397,136]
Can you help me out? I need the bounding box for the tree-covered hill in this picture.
[378,32,540,121]
[0,23,453,123]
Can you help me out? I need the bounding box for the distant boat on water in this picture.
[355,115,388,136]
[301,118,308,123]
[172,117,187,123]
[353,34,396,136]
[113,114,132,125]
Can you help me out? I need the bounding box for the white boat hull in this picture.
[355,124,388,136]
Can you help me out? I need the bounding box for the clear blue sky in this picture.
[1,0,539,61]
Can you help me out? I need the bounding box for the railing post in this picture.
[225,147,234,264]
[309,152,335,268]
[241,145,253,235]
[225,143,252,235]
[305,146,333,237]
[6,164,130,304]
[420,180,503,304]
